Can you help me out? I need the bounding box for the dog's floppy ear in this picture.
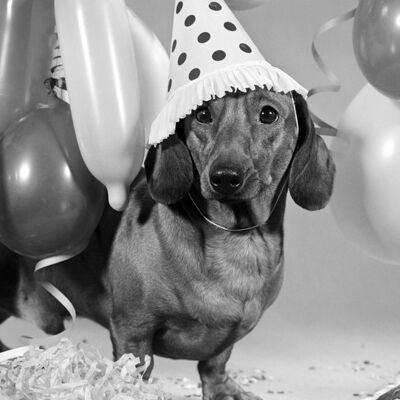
[145,128,193,205]
[289,92,336,211]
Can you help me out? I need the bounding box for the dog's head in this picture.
[145,87,335,217]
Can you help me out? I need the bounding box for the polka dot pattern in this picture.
[224,22,236,31]
[239,43,252,53]
[178,52,187,65]
[176,1,183,14]
[198,32,211,43]
[185,15,196,26]
[171,39,177,53]
[167,0,270,96]
[189,68,201,80]
[209,2,222,11]
[149,0,308,150]
[212,50,226,61]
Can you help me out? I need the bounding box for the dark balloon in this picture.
[0,0,55,133]
[225,0,265,10]
[353,0,400,99]
[0,100,106,259]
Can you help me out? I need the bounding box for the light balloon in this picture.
[126,8,169,145]
[55,0,145,211]
[331,84,400,265]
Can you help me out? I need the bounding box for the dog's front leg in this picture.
[198,346,263,400]
[0,310,11,352]
[110,315,155,380]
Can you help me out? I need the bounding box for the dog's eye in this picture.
[260,106,279,124]
[196,107,213,123]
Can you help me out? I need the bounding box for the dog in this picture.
[0,88,335,400]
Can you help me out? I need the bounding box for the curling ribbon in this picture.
[308,8,357,137]
[35,254,78,322]
[0,254,78,363]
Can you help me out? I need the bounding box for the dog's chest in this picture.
[154,232,283,360]
[185,232,282,329]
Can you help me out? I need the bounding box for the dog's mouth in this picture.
[187,169,280,229]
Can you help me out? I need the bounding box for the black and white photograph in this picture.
[1,1,400,399]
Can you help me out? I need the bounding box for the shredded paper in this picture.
[0,338,165,400]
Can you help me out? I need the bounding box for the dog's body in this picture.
[0,89,335,400]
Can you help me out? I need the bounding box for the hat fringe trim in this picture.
[148,60,307,147]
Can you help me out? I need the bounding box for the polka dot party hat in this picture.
[148,0,308,147]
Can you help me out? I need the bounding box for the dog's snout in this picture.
[210,167,243,195]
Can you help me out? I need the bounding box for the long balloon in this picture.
[0,0,33,132]
[55,0,145,211]
[27,0,56,106]
[126,8,169,144]
[0,0,56,133]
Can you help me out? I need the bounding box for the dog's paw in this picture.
[218,393,263,400]
[203,377,264,400]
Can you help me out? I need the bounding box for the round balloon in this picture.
[331,84,400,265]
[225,0,266,10]
[0,100,106,259]
[353,0,400,99]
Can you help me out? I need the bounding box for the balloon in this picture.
[27,0,57,106]
[0,0,33,132]
[225,0,266,10]
[126,8,169,145]
[0,100,106,259]
[0,0,55,133]
[331,84,400,265]
[353,0,400,99]
[54,0,145,211]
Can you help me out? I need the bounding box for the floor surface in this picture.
[2,203,400,400]
[1,306,400,400]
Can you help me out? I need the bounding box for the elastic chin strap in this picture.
[187,192,261,232]
[187,173,289,233]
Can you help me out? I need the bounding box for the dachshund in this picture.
[0,88,335,400]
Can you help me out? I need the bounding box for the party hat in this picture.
[148,0,308,147]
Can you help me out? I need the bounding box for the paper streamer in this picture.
[308,8,357,137]
[35,254,78,322]
[0,254,78,363]
[0,345,30,364]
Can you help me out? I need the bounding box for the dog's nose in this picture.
[210,168,243,194]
